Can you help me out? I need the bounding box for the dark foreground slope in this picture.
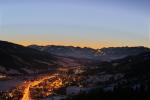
[67,52,150,100]
[0,40,58,75]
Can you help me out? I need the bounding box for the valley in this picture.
[0,41,150,100]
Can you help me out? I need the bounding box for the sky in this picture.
[0,0,150,48]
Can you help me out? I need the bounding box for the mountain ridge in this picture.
[0,40,58,75]
[28,45,150,61]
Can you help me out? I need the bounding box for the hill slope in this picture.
[0,41,58,75]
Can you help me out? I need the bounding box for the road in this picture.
[21,74,62,100]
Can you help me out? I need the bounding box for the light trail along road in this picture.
[21,74,62,100]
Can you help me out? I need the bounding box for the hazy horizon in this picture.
[0,39,150,49]
[0,0,150,48]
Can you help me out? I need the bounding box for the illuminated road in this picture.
[21,84,30,100]
[21,74,62,100]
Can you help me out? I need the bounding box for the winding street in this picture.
[21,74,61,100]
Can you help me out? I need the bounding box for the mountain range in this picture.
[0,40,150,75]
[29,45,150,61]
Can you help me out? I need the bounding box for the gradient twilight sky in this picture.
[0,0,150,48]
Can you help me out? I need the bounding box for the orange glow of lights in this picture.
[21,75,63,100]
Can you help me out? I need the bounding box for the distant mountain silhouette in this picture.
[29,45,150,61]
[0,40,150,75]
